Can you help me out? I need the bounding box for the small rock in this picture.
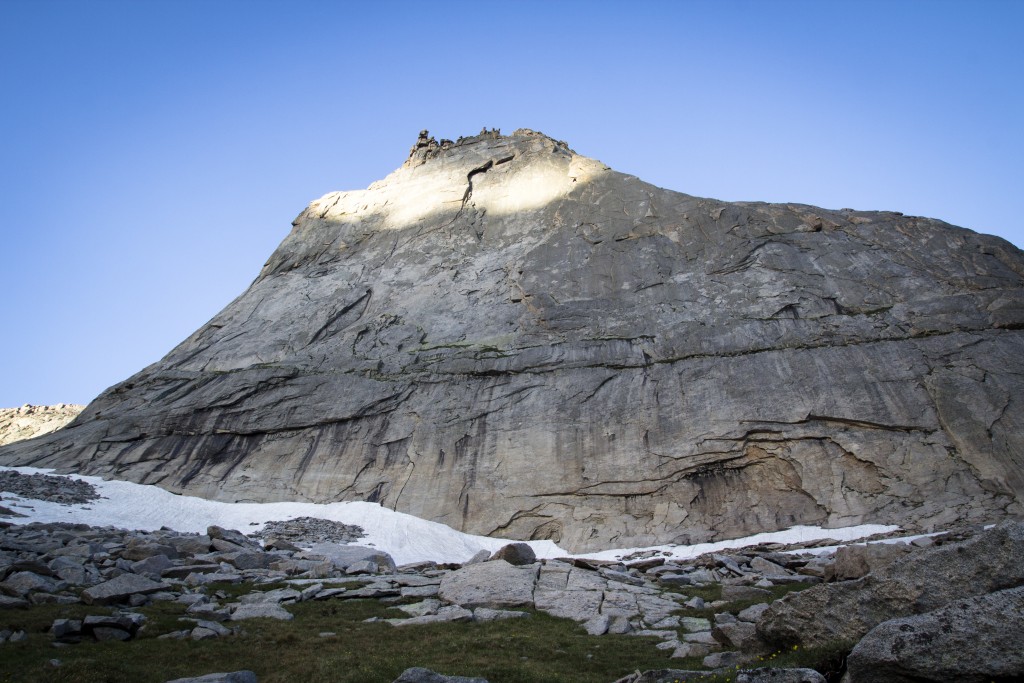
[230,603,293,621]
[680,616,712,632]
[463,550,491,565]
[737,603,770,623]
[703,651,744,669]
[582,614,609,635]
[672,642,711,659]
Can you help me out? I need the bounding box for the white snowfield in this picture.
[0,466,898,565]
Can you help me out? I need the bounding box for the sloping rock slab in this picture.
[845,585,1024,683]
[757,521,1024,647]
[165,673,257,683]
[305,544,396,573]
[81,574,170,605]
[438,560,537,609]
[392,668,488,683]
[230,603,293,621]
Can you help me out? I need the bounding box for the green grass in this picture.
[0,596,680,683]
[667,582,813,621]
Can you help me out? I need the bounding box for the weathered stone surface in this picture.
[827,542,912,581]
[758,521,1024,648]
[533,588,602,621]
[391,668,488,683]
[165,673,257,683]
[4,129,1024,552]
[736,603,770,623]
[389,605,473,626]
[130,554,174,577]
[1,570,62,596]
[304,544,396,573]
[488,543,536,566]
[438,560,537,609]
[0,594,30,608]
[220,551,272,571]
[230,602,293,621]
[845,585,1024,683]
[50,618,82,641]
[83,612,145,635]
[396,598,441,617]
[238,587,301,604]
[207,526,260,551]
[712,621,767,652]
[81,573,170,605]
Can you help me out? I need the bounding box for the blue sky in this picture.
[2,0,1022,407]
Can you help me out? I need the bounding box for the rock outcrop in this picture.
[2,129,1023,552]
[845,586,1024,683]
[0,404,83,446]
[756,521,1024,648]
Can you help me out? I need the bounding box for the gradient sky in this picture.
[2,0,1022,407]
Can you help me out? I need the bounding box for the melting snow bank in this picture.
[577,523,901,563]
[1,467,898,565]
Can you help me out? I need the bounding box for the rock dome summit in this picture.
[2,128,1023,552]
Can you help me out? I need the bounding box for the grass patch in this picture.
[757,640,854,681]
[670,582,813,620]
[0,597,679,683]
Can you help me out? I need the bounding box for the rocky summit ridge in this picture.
[2,128,1023,552]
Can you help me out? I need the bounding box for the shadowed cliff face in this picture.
[3,128,1024,552]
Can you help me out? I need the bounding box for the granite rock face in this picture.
[2,129,1024,552]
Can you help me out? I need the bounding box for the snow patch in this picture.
[0,467,899,565]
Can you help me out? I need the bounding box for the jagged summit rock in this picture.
[2,128,1023,552]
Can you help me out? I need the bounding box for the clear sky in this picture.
[1,0,1022,407]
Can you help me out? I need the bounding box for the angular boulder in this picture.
[827,542,912,581]
[757,521,1024,648]
[845,585,1024,683]
[392,669,488,683]
[488,543,536,566]
[304,544,396,573]
[81,573,171,605]
[438,560,537,609]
